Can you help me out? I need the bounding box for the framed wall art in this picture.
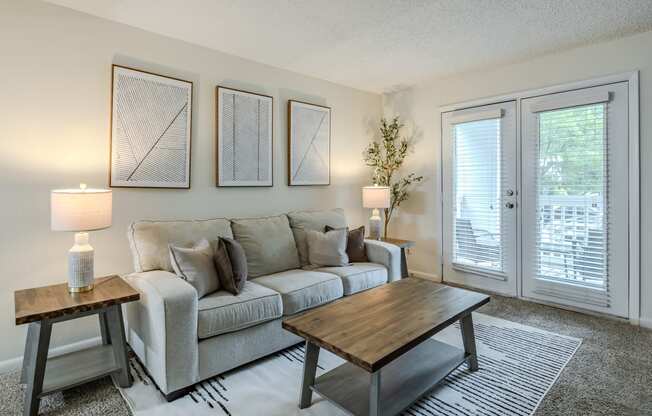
[288,100,331,186]
[216,86,273,187]
[109,65,193,188]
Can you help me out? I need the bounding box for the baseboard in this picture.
[639,317,652,329]
[0,336,102,374]
[408,269,441,282]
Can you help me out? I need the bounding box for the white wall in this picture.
[383,30,652,323]
[0,0,381,364]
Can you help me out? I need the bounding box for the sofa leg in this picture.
[164,386,193,402]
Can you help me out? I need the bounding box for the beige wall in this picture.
[0,0,381,364]
[383,30,652,324]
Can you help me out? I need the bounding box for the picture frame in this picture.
[288,100,331,186]
[109,65,193,189]
[216,86,274,187]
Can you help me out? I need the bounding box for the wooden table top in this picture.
[15,275,140,325]
[282,278,489,372]
[380,237,416,248]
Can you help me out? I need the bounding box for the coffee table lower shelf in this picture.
[311,339,468,416]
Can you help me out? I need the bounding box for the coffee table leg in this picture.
[369,371,381,416]
[299,341,319,409]
[460,314,478,371]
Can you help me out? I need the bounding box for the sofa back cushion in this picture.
[287,209,347,266]
[128,218,233,272]
[230,215,300,278]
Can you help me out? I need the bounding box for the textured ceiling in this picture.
[45,0,652,93]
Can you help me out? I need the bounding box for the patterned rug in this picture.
[118,313,581,416]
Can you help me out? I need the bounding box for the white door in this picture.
[521,83,629,317]
[442,101,518,296]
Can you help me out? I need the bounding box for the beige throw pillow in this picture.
[169,239,219,298]
[306,228,349,267]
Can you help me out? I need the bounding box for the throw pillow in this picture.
[169,239,219,298]
[325,225,368,263]
[214,237,248,295]
[213,238,236,294]
[306,228,349,267]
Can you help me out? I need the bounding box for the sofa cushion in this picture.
[316,263,388,295]
[253,269,343,315]
[287,209,347,266]
[231,215,300,278]
[128,219,233,272]
[197,281,282,339]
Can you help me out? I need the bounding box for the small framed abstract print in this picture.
[216,86,274,187]
[110,65,193,188]
[288,100,331,186]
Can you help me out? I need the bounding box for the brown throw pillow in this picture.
[221,237,248,292]
[213,239,237,294]
[325,225,368,263]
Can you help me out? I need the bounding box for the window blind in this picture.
[531,103,610,306]
[452,117,506,274]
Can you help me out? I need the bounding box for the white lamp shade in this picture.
[51,187,112,232]
[362,186,390,209]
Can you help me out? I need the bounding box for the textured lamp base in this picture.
[68,232,95,293]
[368,208,382,240]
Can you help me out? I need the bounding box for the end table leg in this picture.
[299,341,319,409]
[99,311,112,345]
[400,248,409,278]
[106,305,131,387]
[369,371,381,416]
[20,324,38,384]
[23,321,52,416]
[460,314,478,371]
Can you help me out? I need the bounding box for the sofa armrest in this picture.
[364,240,402,282]
[123,271,199,394]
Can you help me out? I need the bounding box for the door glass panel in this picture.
[535,103,607,288]
[452,118,503,272]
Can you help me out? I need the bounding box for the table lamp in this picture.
[362,185,390,240]
[51,184,112,293]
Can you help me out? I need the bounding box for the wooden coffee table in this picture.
[282,278,489,416]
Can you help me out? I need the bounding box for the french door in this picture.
[521,83,629,317]
[442,82,631,317]
[442,101,518,296]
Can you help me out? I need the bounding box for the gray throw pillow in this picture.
[221,237,248,292]
[306,228,349,267]
[169,239,219,298]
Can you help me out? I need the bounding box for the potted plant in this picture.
[363,117,423,238]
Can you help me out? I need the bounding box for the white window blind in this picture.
[532,103,610,306]
[452,117,506,274]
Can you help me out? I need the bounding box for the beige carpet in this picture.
[1,294,651,415]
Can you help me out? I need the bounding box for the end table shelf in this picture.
[38,344,119,397]
[14,275,140,416]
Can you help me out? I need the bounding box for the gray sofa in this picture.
[123,208,401,400]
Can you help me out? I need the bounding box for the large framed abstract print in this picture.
[109,65,193,188]
[288,100,331,186]
[216,86,273,187]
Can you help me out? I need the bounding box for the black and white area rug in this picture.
[118,313,581,416]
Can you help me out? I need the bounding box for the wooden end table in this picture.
[380,237,416,278]
[14,275,140,416]
[283,278,489,416]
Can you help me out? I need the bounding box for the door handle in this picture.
[505,189,514,196]
[505,202,515,209]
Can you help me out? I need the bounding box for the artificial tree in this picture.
[363,117,423,238]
